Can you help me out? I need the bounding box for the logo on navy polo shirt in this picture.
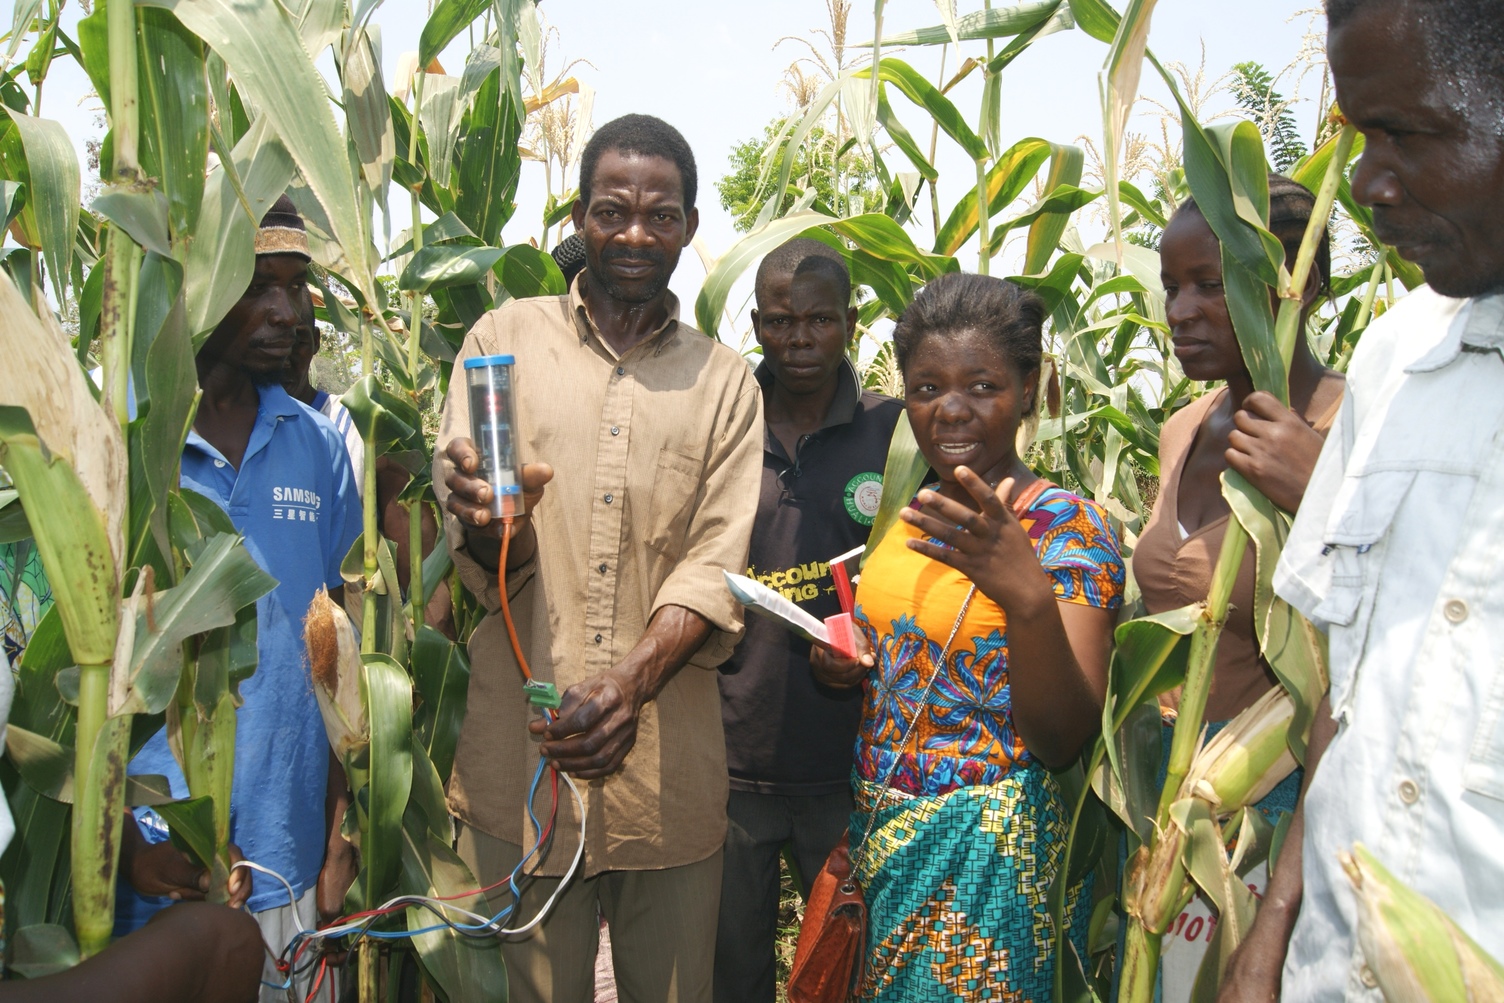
[844,472,883,526]
[272,485,322,522]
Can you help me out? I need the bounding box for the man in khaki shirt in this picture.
[435,114,762,1003]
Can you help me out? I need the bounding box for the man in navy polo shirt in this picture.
[714,239,903,1003]
[118,196,363,999]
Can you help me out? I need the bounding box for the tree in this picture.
[1231,61,1307,171]
[716,118,880,233]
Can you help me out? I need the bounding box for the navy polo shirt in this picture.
[718,361,903,794]
[121,384,362,919]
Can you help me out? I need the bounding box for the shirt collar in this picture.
[568,271,682,358]
[1407,293,1504,372]
[185,384,303,460]
[754,357,863,431]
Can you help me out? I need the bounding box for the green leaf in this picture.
[495,243,566,300]
[119,532,276,716]
[694,209,833,338]
[153,795,217,869]
[1068,0,1121,43]
[399,807,509,1001]
[183,115,296,345]
[1024,143,1085,275]
[827,213,957,279]
[857,1,1067,47]
[385,211,478,260]
[1221,470,1326,762]
[451,66,523,247]
[141,0,376,304]
[358,653,414,905]
[934,137,1052,256]
[92,188,173,258]
[3,112,79,304]
[862,412,929,569]
[857,58,987,162]
[411,625,472,784]
[0,407,119,665]
[137,7,210,244]
[419,0,489,68]
[9,923,79,979]
[399,244,506,293]
[342,25,394,209]
[341,374,424,455]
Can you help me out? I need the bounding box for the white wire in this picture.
[283,765,587,946]
[494,768,586,937]
[232,859,307,934]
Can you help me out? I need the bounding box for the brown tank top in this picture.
[1134,384,1343,722]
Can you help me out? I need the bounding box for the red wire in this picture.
[304,956,327,1003]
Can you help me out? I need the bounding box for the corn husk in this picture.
[1343,843,1504,1003]
[304,587,368,760]
[1181,685,1298,813]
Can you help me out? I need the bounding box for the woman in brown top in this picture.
[1135,174,1345,820]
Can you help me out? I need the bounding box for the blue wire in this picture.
[289,757,558,955]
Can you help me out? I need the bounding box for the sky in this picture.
[24,1,1329,344]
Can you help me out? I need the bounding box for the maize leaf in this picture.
[399,804,509,1002]
[1344,844,1504,1003]
[411,624,471,785]
[2,113,79,306]
[351,653,413,908]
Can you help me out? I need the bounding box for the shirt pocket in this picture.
[643,447,701,560]
[1463,660,1504,803]
[1316,469,1414,709]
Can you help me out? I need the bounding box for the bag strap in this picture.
[849,476,1053,867]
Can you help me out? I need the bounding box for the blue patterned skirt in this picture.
[848,764,1091,1002]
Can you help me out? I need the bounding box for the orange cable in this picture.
[498,516,534,682]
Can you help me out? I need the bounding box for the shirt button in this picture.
[214,459,226,468]
[616,366,625,376]
[604,493,613,504]
[598,563,607,573]
[594,633,603,644]
[1398,778,1420,804]
[610,426,620,436]
[1444,598,1468,623]
[1360,964,1378,988]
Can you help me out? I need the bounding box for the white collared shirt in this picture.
[1275,287,1504,1000]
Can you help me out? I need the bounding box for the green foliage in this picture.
[1231,61,1307,172]
[717,119,880,233]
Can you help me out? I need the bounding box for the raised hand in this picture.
[898,468,1055,619]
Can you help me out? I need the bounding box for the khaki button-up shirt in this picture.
[434,279,762,877]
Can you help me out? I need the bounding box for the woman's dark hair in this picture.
[892,272,1046,381]
[1178,173,1332,295]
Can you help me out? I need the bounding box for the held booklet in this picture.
[722,570,859,658]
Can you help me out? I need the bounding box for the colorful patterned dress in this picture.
[849,483,1124,1002]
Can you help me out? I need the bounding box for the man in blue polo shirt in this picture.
[118,196,363,998]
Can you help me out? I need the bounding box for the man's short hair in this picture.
[579,114,698,210]
[1328,0,1504,99]
[754,237,852,309]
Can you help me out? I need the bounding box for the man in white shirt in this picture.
[1219,1,1504,1000]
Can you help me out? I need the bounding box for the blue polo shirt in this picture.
[119,384,362,921]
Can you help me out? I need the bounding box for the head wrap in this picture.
[255,193,311,259]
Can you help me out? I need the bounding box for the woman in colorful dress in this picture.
[810,272,1125,1002]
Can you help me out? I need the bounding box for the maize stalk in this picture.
[1344,843,1504,1003]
